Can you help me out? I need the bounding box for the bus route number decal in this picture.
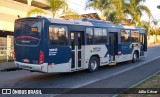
[49,48,58,56]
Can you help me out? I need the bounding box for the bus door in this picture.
[71,32,83,70]
[109,33,118,61]
[140,33,147,56]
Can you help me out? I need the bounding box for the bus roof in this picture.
[47,18,115,28]
[47,18,146,30]
[15,17,146,31]
[115,24,146,30]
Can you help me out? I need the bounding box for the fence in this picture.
[0,46,14,62]
[0,35,14,62]
[147,35,160,45]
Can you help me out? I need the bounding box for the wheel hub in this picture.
[91,61,97,70]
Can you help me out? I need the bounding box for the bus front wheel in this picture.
[88,57,99,72]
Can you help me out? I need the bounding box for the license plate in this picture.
[21,65,30,69]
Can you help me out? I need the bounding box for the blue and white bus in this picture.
[14,17,147,73]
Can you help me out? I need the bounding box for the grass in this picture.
[119,72,160,97]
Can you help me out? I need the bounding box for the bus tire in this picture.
[132,51,138,63]
[88,57,99,72]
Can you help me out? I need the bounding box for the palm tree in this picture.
[63,7,79,16]
[27,8,48,16]
[46,0,68,17]
[141,20,150,35]
[86,0,128,23]
[152,19,160,43]
[105,11,118,23]
[86,0,109,18]
[61,7,82,19]
[27,0,68,17]
[105,0,127,23]
[124,0,151,26]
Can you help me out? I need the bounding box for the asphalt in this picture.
[52,57,160,97]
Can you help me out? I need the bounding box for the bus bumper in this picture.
[14,61,48,73]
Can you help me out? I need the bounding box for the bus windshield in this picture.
[14,20,42,46]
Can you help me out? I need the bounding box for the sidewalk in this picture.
[148,42,160,47]
[0,62,15,71]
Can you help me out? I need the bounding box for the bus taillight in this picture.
[39,50,44,64]
[14,51,16,61]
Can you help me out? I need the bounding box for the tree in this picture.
[151,19,160,42]
[141,20,150,35]
[105,0,127,23]
[27,8,48,16]
[61,7,82,19]
[105,11,118,23]
[46,0,68,17]
[124,0,151,26]
[27,0,68,17]
[86,0,129,24]
[86,0,109,18]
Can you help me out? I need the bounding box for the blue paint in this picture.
[47,46,71,65]
[120,42,134,55]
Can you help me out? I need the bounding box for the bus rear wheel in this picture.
[132,51,138,63]
[88,57,99,72]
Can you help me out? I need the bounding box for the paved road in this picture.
[56,56,160,97]
[0,45,160,97]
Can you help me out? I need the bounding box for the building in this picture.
[0,0,52,46]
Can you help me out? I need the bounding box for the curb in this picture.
[0,67,21,72]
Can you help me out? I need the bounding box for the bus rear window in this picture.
[14,20,42,46]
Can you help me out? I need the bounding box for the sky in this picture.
[67,0,160,26]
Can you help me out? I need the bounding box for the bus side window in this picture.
[49,27,59,45]
[131,30,139,42]
[49,25,68,46]
[59,27,68,45]
[102,29,108,44]
[86,27,93,44]
[94,28,103,44]
[140,33,144,44]
[121,30,130,43]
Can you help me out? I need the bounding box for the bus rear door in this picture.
[71,32,84,70]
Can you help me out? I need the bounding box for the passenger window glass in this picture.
[131,30,139,42]
[121,30,130,42]
[102,29,107,43]
[94,28,103,44]
[49,26,68,46]
[86,27,93,44]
